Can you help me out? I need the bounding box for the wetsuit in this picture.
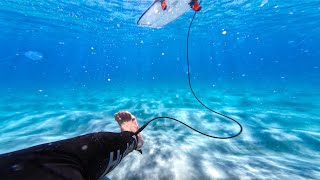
[0,131,139,180]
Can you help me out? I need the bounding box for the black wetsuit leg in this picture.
[0,131,138,180]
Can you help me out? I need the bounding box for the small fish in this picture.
[24,51,43,61]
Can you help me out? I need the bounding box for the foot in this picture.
[189,0,201,11]
[161,0,167,10]
[114,111,143,150]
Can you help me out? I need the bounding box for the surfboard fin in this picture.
[189,0,201,11]
[161,0,167,10]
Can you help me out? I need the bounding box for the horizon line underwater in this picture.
[135,1,243,139]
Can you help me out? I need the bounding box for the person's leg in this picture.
[0,111,144,180]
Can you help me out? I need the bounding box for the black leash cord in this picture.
[135,6,243,139]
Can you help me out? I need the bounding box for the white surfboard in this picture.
[137,0,192,28]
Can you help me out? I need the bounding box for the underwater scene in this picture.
[0,0,319,179]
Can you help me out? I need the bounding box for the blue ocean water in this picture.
[0,0,319,179]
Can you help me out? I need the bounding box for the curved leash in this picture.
[135,3,243,139]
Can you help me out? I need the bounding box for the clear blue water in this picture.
[0,0,319,179]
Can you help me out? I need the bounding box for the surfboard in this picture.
[137,0,192,28]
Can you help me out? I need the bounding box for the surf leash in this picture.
[135,2,243,139]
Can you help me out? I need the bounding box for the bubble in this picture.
[260,0,268,7]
